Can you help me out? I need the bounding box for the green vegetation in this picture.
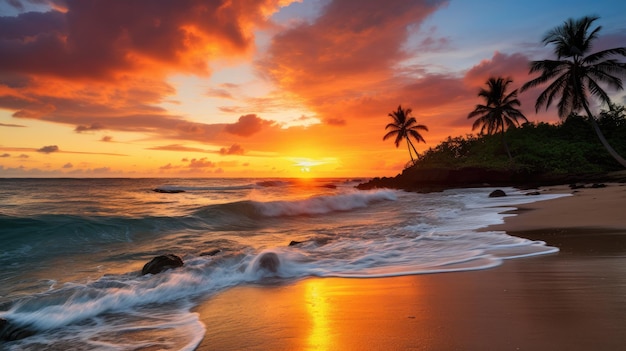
[468,77,528,160]
[521,15,626,168]
[414,104,626,175]
[385,15,626,178]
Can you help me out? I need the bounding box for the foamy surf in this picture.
[0,179,569,350]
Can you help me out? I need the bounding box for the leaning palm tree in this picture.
[383,105,428,163]
[468,77,528,160]
[521,15,626,168]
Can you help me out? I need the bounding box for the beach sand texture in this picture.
[196,183,626,351]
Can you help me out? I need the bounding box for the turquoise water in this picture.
[0,178,563,350]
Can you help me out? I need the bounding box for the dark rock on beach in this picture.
[258,252,280,273]
[141,254,184,275]
[488,189,507,198]
[200,249,222,256]
[288,240,304,246]
[569,183,586,189]
[153,188,185,193]
[0,318,35,341]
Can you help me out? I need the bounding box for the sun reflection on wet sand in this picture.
[304,280,331,350]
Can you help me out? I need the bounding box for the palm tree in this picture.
[467,77,528,160]
[521,15,626,168]
[383,105,428,163]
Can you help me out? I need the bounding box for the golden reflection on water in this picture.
[304,279,332,351]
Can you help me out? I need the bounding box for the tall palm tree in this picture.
[521,15,626,168]
[383,105,428,163]
[468,77,528,160]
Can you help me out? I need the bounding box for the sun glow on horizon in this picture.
[289,157,339,178]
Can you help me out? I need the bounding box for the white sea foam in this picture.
[0,180,571,350]
[253,189,397,217]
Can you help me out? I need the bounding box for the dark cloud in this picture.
[75,123,105,133]
[101,135,113,142]
[219,143,245,155]
[224,114,275,137]
[6,0,24,10]
[1,153,10,157]
[62,162,73,168]
[0,122,26,127]
[0,0,282,79]
[37,145,59,153]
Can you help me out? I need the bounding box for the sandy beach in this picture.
[196,183,626,351]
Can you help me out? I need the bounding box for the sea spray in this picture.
[0,178,569,350]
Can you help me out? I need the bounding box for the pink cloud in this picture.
[464,51,530,88]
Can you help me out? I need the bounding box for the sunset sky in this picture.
[1,0,625,178]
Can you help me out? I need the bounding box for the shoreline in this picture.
[485,182,626,232]
[195,183,626,351]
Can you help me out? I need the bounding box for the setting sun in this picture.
[2,1,626,350]
[0,0,625,179]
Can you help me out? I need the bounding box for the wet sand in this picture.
[195,183,626,351]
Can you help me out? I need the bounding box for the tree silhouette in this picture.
[383,105,428,163]
[468,77,528,160]
[521,15,626,168]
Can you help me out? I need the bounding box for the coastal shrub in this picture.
[411,104,626,175]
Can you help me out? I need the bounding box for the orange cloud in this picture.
[0,0,292,143]
[219,144,245,155]
[259,0,447,104]
[464,51,530,88]
[187,157,216,168]
[224,114,275,137]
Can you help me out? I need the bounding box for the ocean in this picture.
[0,178,565,350]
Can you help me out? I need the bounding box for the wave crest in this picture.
[254,190,397,217]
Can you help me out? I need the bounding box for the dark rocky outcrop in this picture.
[0,318,35,342]
[288,240,304,246]
[356,166,624,193]
[141,254,184,275]
[257,252,280,273]
[488,189,507,198]
[357,167,530,192]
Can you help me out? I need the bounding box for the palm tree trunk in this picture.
[500,130,512,161]
[406,139,415,162]
[407,138,420,161]
[582,103,626,168]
